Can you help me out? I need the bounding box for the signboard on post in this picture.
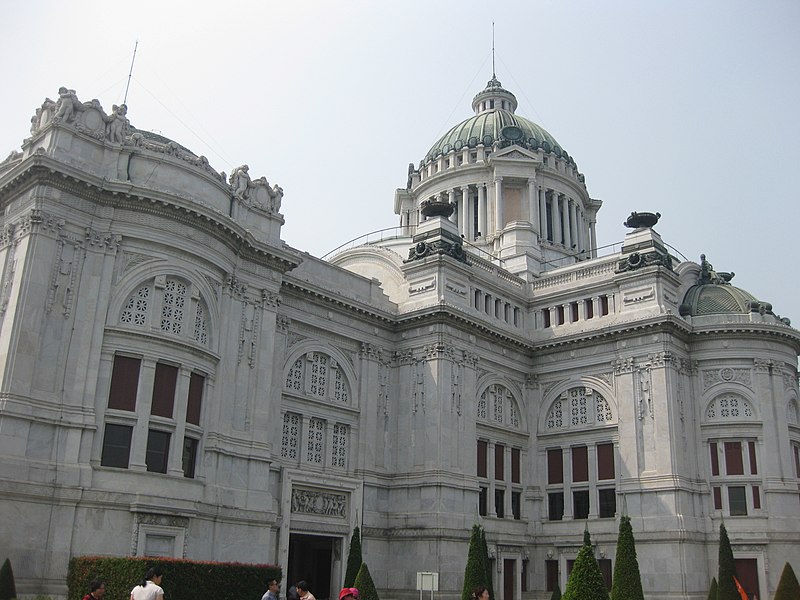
[417,571,439,600]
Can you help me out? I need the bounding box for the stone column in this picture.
[561,195,571,249]
[552,191,562,246]
[527,178,539,235]
[448,189,457,224]
[505,445,513,518]
[563,447,573,518]
[539,186,547,240]
[167,367,192,476]
[494,177,504,234]
[548,306,557,328]
[478,184,487,238]
[129,360,157,471]
[588,444,598,518]
[590,219,597,257]
[592,296,601,318]
[569,199,578,251]
[488,440,497,517]
[460,186,470,238]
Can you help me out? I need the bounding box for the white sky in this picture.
[1,1,798,318]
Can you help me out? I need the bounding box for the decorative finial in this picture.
[623,211,661,229]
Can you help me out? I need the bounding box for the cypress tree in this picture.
[462,525,486,600]
[550,583,562,600]
[706,577,717,600]
[343,526,363,587]
[0,559,16,600]
[562,530,608,600]
[354,563,379,600]
[774,562,800,600]
[717,524,738,600]
[610,516,644,600]
[479,526,494,600]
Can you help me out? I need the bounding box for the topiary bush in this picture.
[774,562,799,600]
[479,527,493,600]
[562,531,608,600]
[67,556,280,600]
[0,559,16,600]
[717,524,738,600]
[706,577,717,600]
[550,582,561,600]
[353,563,379,600]
[462,525,487,600]
[610,516,644,600]
[343,526,362,588]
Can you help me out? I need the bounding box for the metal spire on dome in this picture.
[492,21,496,78]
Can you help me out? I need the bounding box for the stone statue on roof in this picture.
[230,164,251,199]
[104,104,129,144]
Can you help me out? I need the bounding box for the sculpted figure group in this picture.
[229,164,284,213]
[29,87,284,212]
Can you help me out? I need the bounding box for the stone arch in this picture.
[539,378,617,434]
[282,340,358,407]
[703,391,756,422]
[109,262,219,348]
[475,379,526,431]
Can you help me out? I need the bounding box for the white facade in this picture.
[0,83,798,600]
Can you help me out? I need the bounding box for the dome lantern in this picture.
[471,75,518,115]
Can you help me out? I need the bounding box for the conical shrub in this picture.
[717,524,738,600]
[610,516,644,600]
[562,530,608,600]
[479,526,493,600]
[343,526,362,587]
[354,562,379,600]
[706,577,717,600]
[550,582,562,600]
[0,559,16,600]
[462,525,486,600]
[774,562,800,600]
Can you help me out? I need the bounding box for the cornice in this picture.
[0,156,301,274]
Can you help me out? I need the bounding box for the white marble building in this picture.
[0,80,798,600]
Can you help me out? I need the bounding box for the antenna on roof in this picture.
[492,21,496,77]
[123,40,139,105]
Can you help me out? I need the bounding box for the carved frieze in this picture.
[613,358,635,374]
[395,349,415,365]
[754,358,774,373]
[361,343,386,362]
[701,368,752,391]
[291,488,347,518]
[276,315,291,333]
[462,350,480,368]
[0,241,17,316]
[616,250,673,273]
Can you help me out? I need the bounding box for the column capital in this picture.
[527,176,536,185]
[494,176,504,182]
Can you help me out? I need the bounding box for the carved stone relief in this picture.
[702,368,752,391]
[291,488,347,518]
[46,237,83,318]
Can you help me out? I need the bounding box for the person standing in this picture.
[261,579,280,600]
[295,581,315,600]
[130,567,164,600]
[82,580,105,600]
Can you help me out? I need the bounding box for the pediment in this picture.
[491,145,540,162]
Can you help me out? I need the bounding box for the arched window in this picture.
[478,384,522,429]
[787,399,798,425]
[546,387,615,431]
[283,351,352,405]
[117,276,211,347]
[706,393,754,421]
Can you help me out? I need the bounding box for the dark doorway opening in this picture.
[288,533,335,600]
[503,559,515,600]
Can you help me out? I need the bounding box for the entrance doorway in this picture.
[503,559,516,600]
[288,533,337,600]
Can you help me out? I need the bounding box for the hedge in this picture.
[68,556,280,600]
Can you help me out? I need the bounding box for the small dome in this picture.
[679,254,767,317]
[681,283,759,316]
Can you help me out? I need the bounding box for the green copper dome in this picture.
[679,255,767,317]
[422,75,574,165]
[425,110,567,163]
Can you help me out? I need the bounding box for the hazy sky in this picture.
[1,1,798,318]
